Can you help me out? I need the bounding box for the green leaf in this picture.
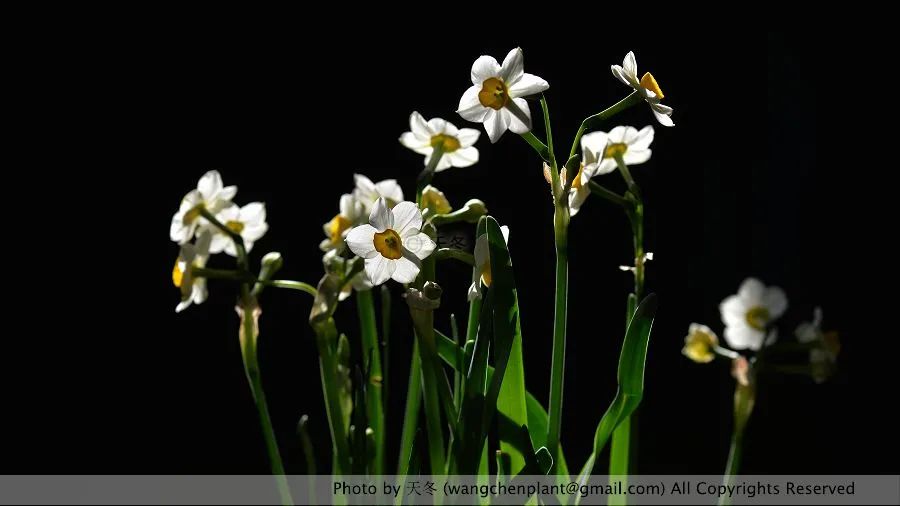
[577,294,657,491]
[487,216,529,475]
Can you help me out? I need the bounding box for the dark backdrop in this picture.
[7,30,897,476]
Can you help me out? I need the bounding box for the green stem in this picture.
[265,279,318,296]
[568,91,642,160]
[312,322,352,475]
[520,131,550,161]
[416,146,445,202]
[396,340,422,475]
[357,289,384,475]
[297,415,317,504]
[588,181,629,208]
[239,290,293,506]
[720,383,755,506]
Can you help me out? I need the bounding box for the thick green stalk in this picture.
[568,91,642,160]
[312,321,353,475]
[396,340,422,475]
[719,382,755,506]
[357,289,384,475]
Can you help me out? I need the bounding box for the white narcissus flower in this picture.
[320,193,365,252]
[719,278,788,351]
[346,198,436,285]
[468,225,510,301]
[682,323,719,364]
[353,174,404,212]
[209,202,268,256]
[611,51,674,127]
[457,47,549,143]
[400,112,480,170]
[170,170,238,244]
[172,229,212,312]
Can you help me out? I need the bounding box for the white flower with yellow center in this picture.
[353,174,404,212]
[611,51,674,127]
[170,170,238,244]
[682,323,719,364]
[468,225,510,301]
[320,194,365,252]
[172,229,212,313]
[457,47,549,143]
[209,202,268,256]
[719,278,788,351]
[400,111,480,170]
[346,198,436,285]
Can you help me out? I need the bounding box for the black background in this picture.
[7,30,898,476]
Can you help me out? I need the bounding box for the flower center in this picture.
[373,229,403,260]
[328,215,352,244]
[604,143,628,159]
[183,204,204,225]
[571,165,585,189]
[640,72,664,99]
[226,220,245,234]
[172,259,185,287]
[430,134,461,153]
[478,77,509,110]
[745,306,770,331]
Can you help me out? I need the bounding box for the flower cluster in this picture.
[169,170,269,312]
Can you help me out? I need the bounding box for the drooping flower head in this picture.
[682,323,719,364]
[320,193,365,252]
[210,202,269,256]
[400,112,480,170]
[719,278,788,350]
[611,51,674,127]
[346,198,436,285]
[468,225,510,301]
[170,170,238,244]
[172,229,212,312]
[457,48,549,143]
[353,174,404,212]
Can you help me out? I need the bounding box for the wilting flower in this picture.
[400,112,480,170]
[353,174,404,212]
[611,51,674,127]
[209,202,268,256]
[170,170,238,244]
[320,194,365,252]
[172,229,212,312]
[420,185,453,217]
[795,307,840,383]
[346,198,436,285]
[457,47,549,143]
[719,278,788,351]
[468,225,510,301]
[682,323,719,363]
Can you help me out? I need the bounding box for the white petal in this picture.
[595,159,618,175]
[568,186,590,216]
[581,132,608,164]
[508,73,549,98]
[197,170,223,200]
[427,117,448,135]
[500,225,510,244]
[216,185,238,204]
[506,98,532,134]
[446,147,479,168]
[400,132,431,152]
[630,125,655,150]
[456,128,480,147]
[485,109,509,143]
[374,180,404,204]
[403,232,436,260]
[473,233,490,268]
[457,86,489,122]
[611,65,635,88]
[467,282,481,301]
[242,223,268,242]
[391,201,422,235]
[430,153,453,172]
[409,111,431,138]
[720,295,748,327]
[471,55,501,85]
[346,224,379,259]
[353,174,377,203]
[738,278,766,304]
[607,126,630,144]
[724,324,765,351]
[763,287,788,319]
[239,202,266,225]
[209,231,231,254]
[652,107,675,127]
[623,149,652,166]
[623,51,638,80]
[365,256,395,286]
[369,198,393,231]
[391,255,421,284]
[499,47,524,84]
[650,101,673,115]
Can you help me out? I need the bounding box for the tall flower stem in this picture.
[357,289,385,474]
[568,91,642,160]
[198,208,293,504]
[720,381,756,506]
[416,145,445,203]
[541,95,570,472]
